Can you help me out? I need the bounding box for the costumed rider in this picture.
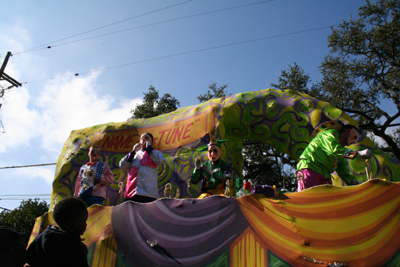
[296,120,371,192]
[119,132,165,203]
[74,145,114,206]
[191,135,232,199]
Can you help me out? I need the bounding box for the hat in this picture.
[0,226,25,256]
[199,134,228,152]
[311,120,344,139]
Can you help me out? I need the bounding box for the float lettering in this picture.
[98,107,214,152]
[100,134,139,152]
[158,123,193,148]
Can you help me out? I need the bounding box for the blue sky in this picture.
[0,0,368,210]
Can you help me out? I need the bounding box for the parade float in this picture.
[29,89,400,266]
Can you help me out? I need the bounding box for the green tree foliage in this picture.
[316,56,375,118]
[241,141,297,191]
[196,82,229,103]
[0,199,49,246]
[271,62,322,99]
[130,86,180,119]
[321,0,400,159]
[273,0,400,160]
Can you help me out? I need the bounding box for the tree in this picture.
[320,0,400,159]
[196,82,229,103]
[271,62,322,99]
[273,0,400,160]
[0,199,49,246]
[241,142,297,190]
[379,127,400,157]
[130,86,180,119]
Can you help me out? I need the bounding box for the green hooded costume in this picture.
[296,128,356,185]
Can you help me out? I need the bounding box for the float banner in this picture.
[97,108,215,153]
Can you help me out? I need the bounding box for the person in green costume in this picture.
[296,121,371,191]
[191,136,232,198]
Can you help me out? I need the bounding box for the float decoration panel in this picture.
[31,180,400,267]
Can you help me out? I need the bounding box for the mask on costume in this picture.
[199,134,228,163]
[208,145,221,162]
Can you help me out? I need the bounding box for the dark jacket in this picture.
[26,225,89,267]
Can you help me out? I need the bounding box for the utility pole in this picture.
[0,51,21,134]
[0,51,22,89]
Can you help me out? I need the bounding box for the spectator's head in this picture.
[88,145,101,162]
[0,226,26,267]
[53,197,88,235]
[339,124,360,146]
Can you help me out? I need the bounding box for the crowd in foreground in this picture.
[1,197,89,267]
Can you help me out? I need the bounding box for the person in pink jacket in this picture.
[119,133,165,203]
[74,145,114,206]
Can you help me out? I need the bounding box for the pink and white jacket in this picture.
[119,148,165,199]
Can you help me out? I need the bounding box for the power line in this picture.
[22,25,334,85]
[13,0,196,55]
[15,1,275,54]
[0,198,51,201]
[0,194,51,203]
[0,194,51,196]
[0,163,56,170]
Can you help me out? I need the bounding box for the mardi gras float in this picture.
[29,89,400,267]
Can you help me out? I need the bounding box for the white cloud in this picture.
[35,72,142,154]
[0,70,142,187]
[0,19,29,55]
[10,166,56,185]
[0,87,41,153]
[1,72,142,155]
[0,22,142,187]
